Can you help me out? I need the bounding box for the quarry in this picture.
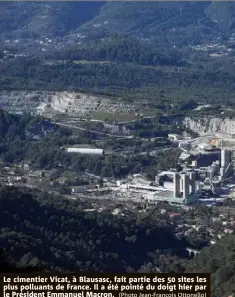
[0,91,138,118]
[2,90,235,207]
[1,91,235,137]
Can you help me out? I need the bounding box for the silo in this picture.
[173,173,181,198]
[226,150,232,165]
[189,171,196,194]
[181,173,189,200]
[221,149,226,168]
[221,149,231,168]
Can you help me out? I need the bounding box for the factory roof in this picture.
[146,190,174,200]
[154,190,174,198]
[128,184,160,191]
[66,148,104,155]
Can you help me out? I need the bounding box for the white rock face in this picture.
[0,90,136,116]
[182,116,235,135]
[0,90,235,135]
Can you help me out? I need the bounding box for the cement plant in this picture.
[106,133,235,206]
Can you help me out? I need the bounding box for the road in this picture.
[55,121,133,139]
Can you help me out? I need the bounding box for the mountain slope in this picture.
[77,1,235,45]
[0,2,105,40]
[188,235,235,297]
[2,2,235,45]
[77,2,209,44]
[0,185,187,272]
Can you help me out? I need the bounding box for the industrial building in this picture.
[125,169,199,205]
[132,137,235,205]
[176,134,235,198]
[146,171,199,204]
[168,134,183,142]
[66,148,104,155]
[66,132,235,205]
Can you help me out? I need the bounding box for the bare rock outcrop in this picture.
[182,116,235,135]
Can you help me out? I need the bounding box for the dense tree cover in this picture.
[0,185,187,272]
[0,248,43,273]
[2,37,235,107]
[46,36,185,67]
[126,116,186,137]
[0,110,182,179]
[188,235,235,297]
[1,185,235,297]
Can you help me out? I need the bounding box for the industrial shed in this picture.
[66,148,104,155]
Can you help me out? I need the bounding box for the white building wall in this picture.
[67,148,104,155]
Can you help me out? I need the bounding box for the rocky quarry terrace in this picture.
[0,91,137,116]
[181,116,235,136]
[1,91,235,136]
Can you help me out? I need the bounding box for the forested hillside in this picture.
[2,2,235,45]
[2,35,235,107]
[0,110,181,178]
[46,36,184,66]
[2,2,235,107]
[0,2,104,40]
[188,236,235,297]
[0,185,187,272]
[0,184,235,297]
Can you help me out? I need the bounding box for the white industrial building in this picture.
[220,149,232,179]
[136,170,199,205]
[168,134,183,142]
[66,148,104,155]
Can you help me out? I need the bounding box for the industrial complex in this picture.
[116,134,235,205]
[64,132,235,206]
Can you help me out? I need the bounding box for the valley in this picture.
[1,2,235,297]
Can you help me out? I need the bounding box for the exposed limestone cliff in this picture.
[182,116,235,135]
[0,90,235,136]
[0,91,136,116]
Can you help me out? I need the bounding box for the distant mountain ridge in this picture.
[0,2,105,40]
[80,1,235,45]
[2,1,235,45]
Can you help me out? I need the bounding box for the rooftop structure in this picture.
[168,134,183,142]
[147,170,199,205]
[66,148,104,155]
